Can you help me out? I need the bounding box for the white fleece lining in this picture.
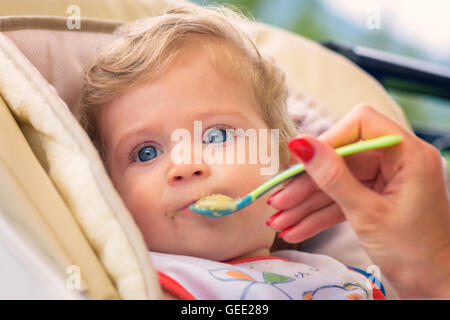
[0,33,162,300]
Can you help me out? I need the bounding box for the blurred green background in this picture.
[192,0,450,165]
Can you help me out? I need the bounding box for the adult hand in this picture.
[266,104,450,299]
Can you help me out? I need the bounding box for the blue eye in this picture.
[135,145,162,162]
[203,128,233,144]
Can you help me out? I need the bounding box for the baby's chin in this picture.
[143,205,276,261]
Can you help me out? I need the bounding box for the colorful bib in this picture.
[150,250,385,300]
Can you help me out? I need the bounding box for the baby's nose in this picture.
[168,163,210,184]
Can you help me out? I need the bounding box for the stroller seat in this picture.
[0,0,411,299]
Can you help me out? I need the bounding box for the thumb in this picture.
[288,135,376,211]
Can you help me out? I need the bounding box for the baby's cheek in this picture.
[221,162,274,212]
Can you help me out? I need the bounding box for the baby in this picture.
[78,4,385,300]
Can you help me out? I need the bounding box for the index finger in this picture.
[318,104,416,149]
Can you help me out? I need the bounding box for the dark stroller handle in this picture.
[321,41,450,101]
[321,41,450,152]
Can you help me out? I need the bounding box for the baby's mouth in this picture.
[179,200,197,211]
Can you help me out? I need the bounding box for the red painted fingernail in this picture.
[265,210,283,226]
[278,225,295,238]
[266,188,284,205]
[288,138,315,163]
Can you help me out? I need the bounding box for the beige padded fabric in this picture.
[4,28,116,114]
[0,96,119,299]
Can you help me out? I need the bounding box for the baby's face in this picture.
[98,43,280,261]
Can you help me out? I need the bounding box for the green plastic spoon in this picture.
[190,134,402,218]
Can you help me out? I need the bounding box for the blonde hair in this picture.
[78,4,298,170]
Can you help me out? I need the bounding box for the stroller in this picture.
[0,0,446,299]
